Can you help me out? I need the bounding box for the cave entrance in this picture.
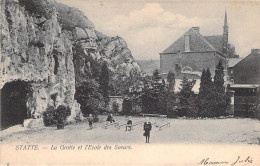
[1,80,31,130]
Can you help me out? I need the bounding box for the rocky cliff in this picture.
[0,0,140,127]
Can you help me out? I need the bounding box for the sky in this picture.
[56,0,260,60]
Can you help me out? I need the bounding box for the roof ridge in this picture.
[191,28,217,51]
[204,35,223,37]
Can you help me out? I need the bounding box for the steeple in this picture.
[223,8,229,55]
[224,9,228,27]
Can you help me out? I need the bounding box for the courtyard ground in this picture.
[0,115,260,145]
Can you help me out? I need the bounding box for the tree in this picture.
[213,61,228,116]
[153,69,161,82]
[214,61,225,94]
[75,80,103,116]
[198,63,231,118]
[99,62,110,106]
[197,68,215,117]
[165,90,177,118]
[112,101,119,113]
[164,70,177,117]
[227,43,239,58]
[158,85,168,115]
[167,70,175,92]
[122,98,133,115]
[177,77,197,117]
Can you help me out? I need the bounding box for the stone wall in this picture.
[160,52,226,78]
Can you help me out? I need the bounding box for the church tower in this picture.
[223,9,229,55]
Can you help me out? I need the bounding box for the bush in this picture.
[112,101,119,113]
[167,109,178,118]
[122,99,132,115]
[43,105,71,127]
[43,106,56,126]
[55,105,71,124]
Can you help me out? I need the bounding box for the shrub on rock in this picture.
[43,106,56,126]
[43,105,71,128]
[55,105,71,129]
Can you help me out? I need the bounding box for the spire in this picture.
[224,8,228,26]
[223,8,229,55]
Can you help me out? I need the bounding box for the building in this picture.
[227,58,242,84]
[160,11,229,79]
[230,49,260,118]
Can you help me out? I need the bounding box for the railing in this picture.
[102,121,119,129]
[141,114,167,118]
[158,122,171,131]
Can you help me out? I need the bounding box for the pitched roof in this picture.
[204,35,223,53]
[228,58,243,67]
[162,27,224,54]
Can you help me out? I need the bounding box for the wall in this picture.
[160,51,226,78]
[233,52,260,84]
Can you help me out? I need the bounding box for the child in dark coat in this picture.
[106,113,115,123]
[88,114,94,129]
[143,117,152,143]
[125,116,132,131]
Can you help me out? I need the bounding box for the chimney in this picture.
[192,27,200,33]
[251,49,260,54]
[184,34,190,52]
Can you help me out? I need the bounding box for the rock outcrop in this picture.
[0,0,140,127]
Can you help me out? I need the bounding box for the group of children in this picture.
[87,113,152,143]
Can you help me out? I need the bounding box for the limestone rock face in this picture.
[0,0,140,126]
[73,29,141,88]
[0,0,81,122]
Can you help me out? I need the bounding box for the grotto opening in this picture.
[1,80,31,130]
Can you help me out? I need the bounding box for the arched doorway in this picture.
[1,80,31,130]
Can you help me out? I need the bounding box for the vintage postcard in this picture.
[0,0,260,165]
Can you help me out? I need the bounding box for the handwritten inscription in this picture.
[231,156,253,166]
[198,156,253,165]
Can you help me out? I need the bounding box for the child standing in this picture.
[88,114,94,129]
[143,117,152,143]
[125,116,132,131]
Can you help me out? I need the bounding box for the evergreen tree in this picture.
[198,63,230,118]
[214,61,225,93]
[162,79,166,87]
[99,62,110,106]
[198,69,206,97]
[178,77,197,117]
[165,70,176,117]
[213,61,227,116]
[198,68,215,117]
[167,70,175,92]
[166,90,177,117]
[158,87,168,115]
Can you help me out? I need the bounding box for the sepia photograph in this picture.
[0,0,260,165]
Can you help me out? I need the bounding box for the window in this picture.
[182,66,192,72]
[175,64,181,73]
